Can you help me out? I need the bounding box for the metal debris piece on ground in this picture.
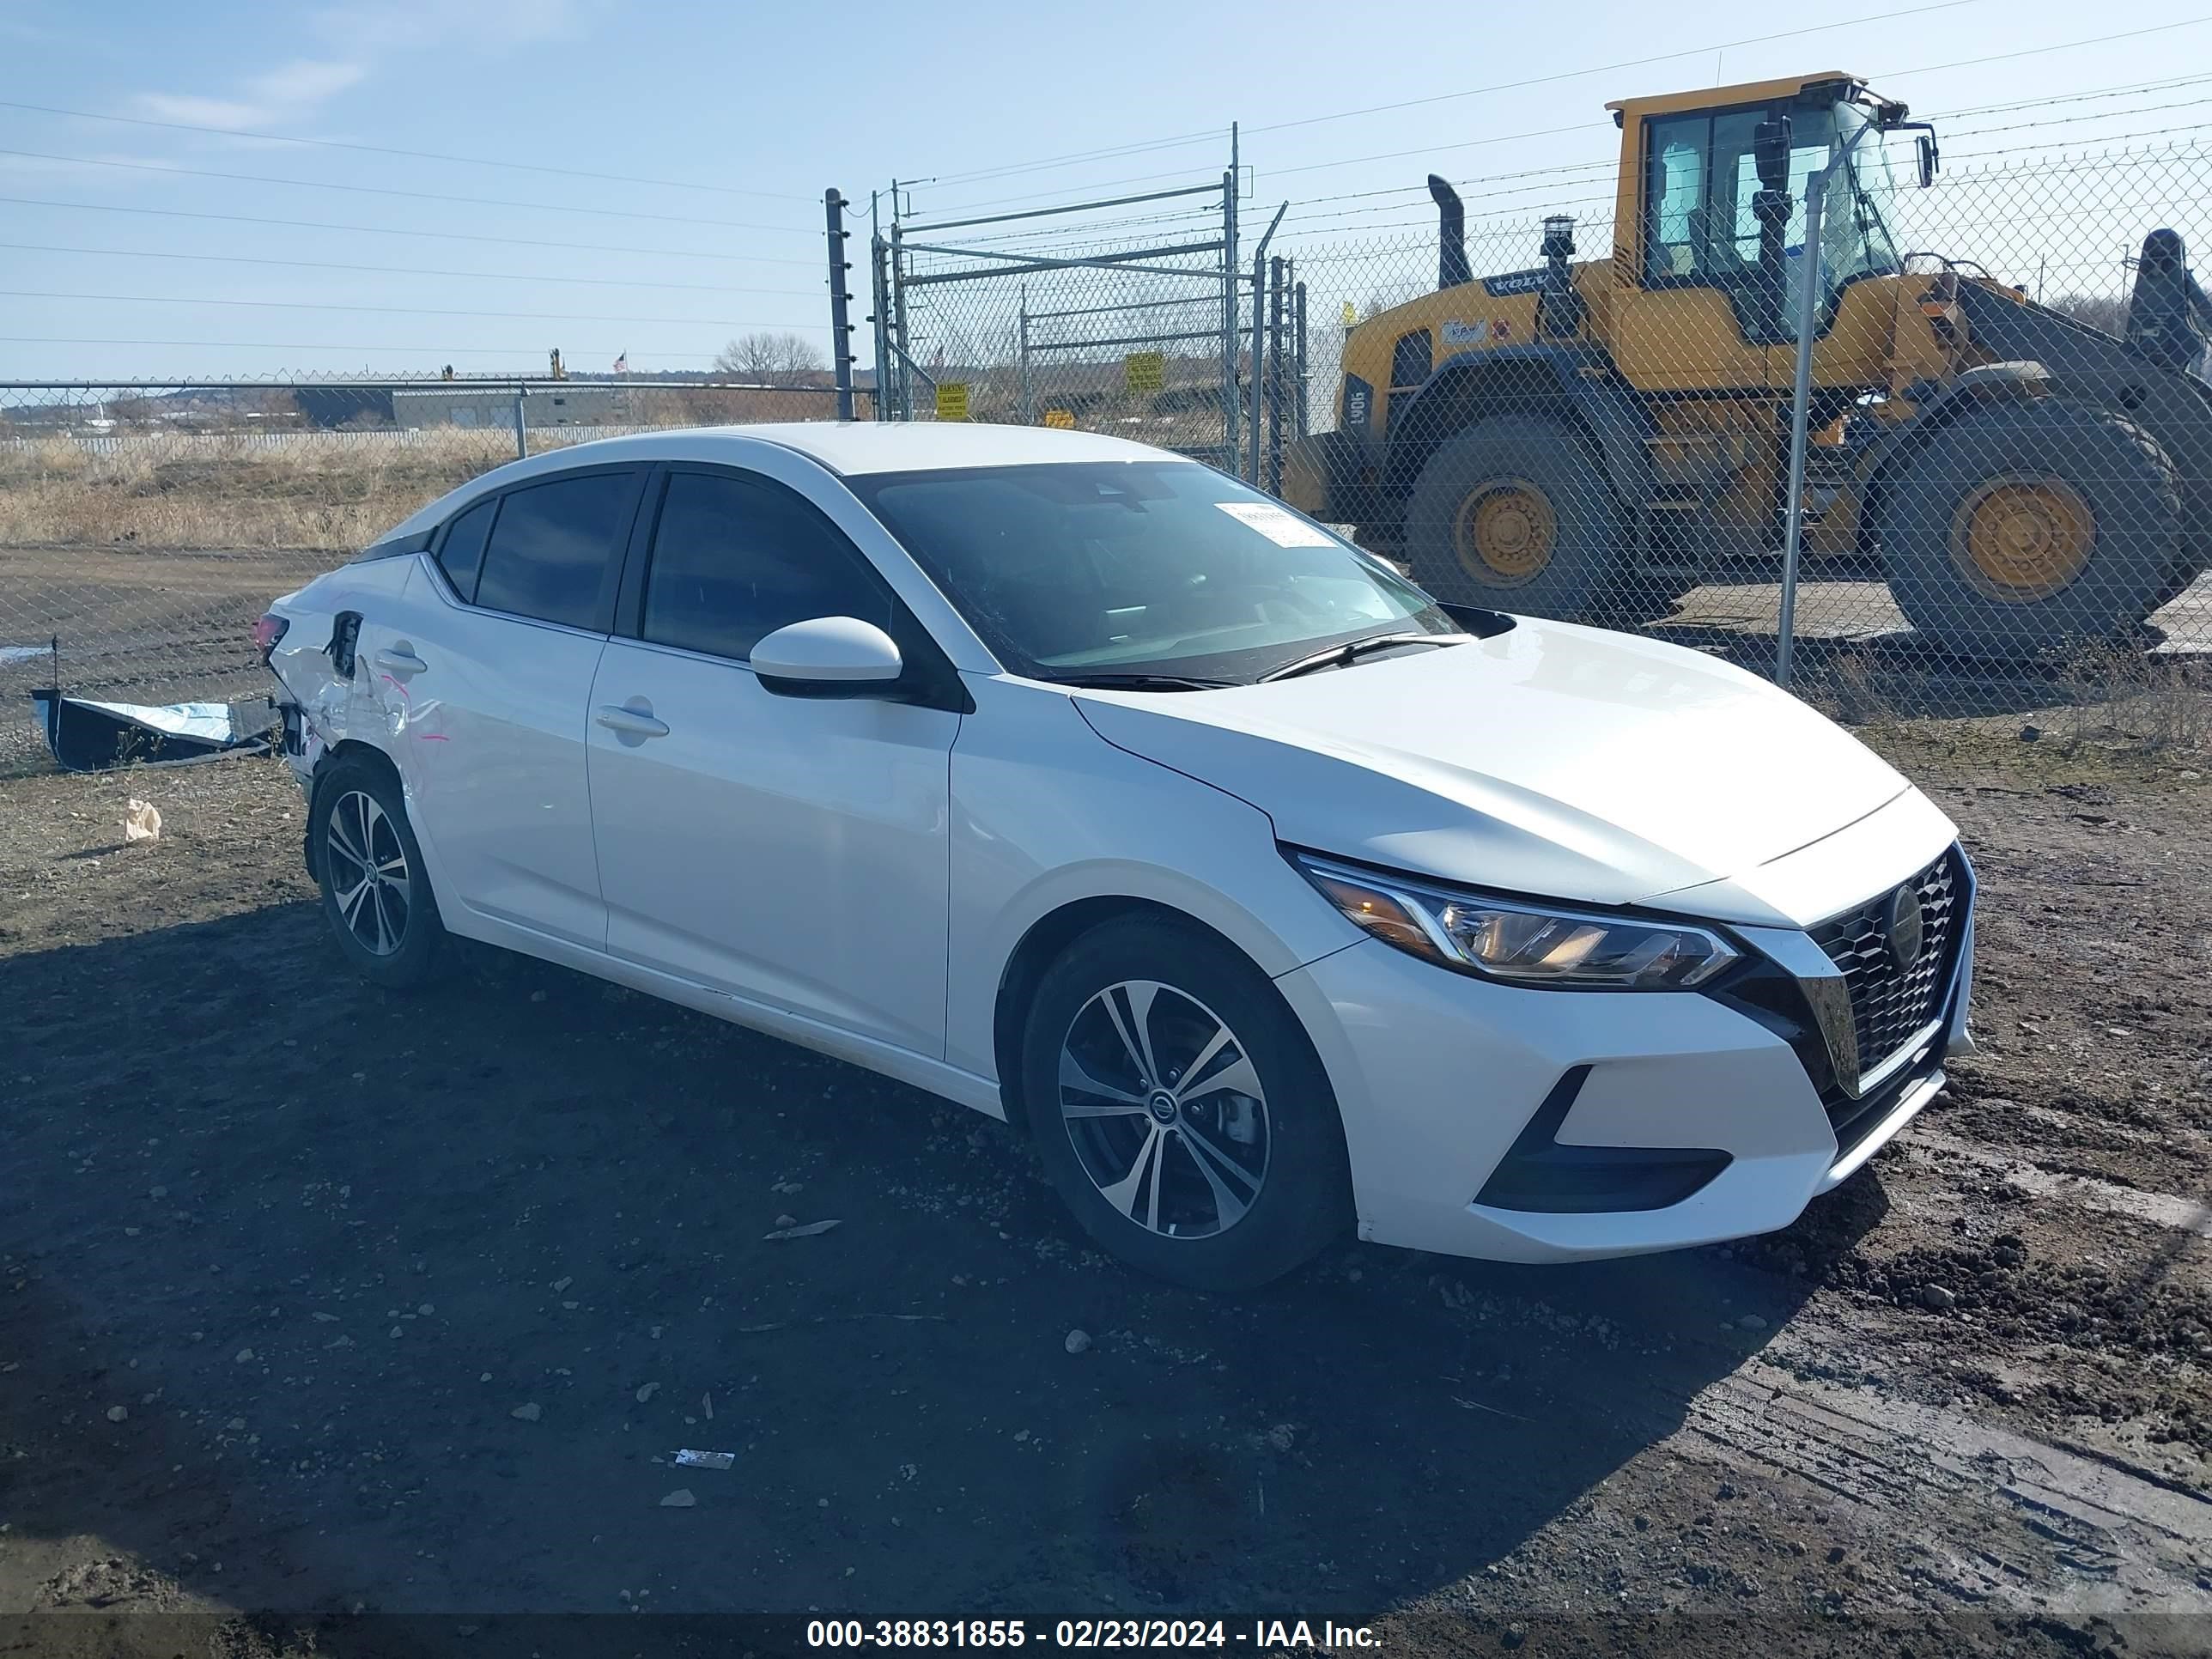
[673,1449,735,1470]
[31,689,270,773]
[763,1218,842,1240]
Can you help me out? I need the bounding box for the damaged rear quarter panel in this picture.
[268,556,420,786]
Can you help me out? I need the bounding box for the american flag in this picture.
[611,351,629,374]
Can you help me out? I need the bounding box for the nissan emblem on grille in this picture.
[1885,884,1924,970]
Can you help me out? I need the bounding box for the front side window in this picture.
[641,471,894,662]
[850,461,1457,684]
[473,471,638,631]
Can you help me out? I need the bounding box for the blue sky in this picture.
[1,0,2207,382]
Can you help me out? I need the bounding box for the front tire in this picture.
[1403,415,1631,619]
[1019,918,1351,1292]
[1877,400,2183,659]
[310,752,447,990]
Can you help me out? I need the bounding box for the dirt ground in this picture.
[1,726,2209,1657]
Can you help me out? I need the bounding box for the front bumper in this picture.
[1273,860,1973,1266]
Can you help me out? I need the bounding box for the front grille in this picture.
[1810,848,1965,1079]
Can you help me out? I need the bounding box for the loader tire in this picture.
[1877,401,2182,659]
[1404,416,1631,621]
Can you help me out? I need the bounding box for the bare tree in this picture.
[712,331,825,386]
[2046,293,2130,337]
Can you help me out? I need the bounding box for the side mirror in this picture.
[750,616,903,699]
[1916,132,1940,188]
[1753,115,1793,193]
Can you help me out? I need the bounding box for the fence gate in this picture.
[873,165,1308,483]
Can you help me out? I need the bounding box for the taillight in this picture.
[253,612,289,662]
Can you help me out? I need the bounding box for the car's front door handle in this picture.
[594,703,670,739]
[373,647,428,677]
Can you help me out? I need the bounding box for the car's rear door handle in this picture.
[594,703,670,738]
[373,647,428,677]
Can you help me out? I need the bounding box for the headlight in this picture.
[1291,851,1739,990]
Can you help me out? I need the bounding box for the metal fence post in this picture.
[868,224,892,422]
[1778,120,1875,688]
[1267,255,1285,496]
[1293,276,1309,440]
[824,188,857,422]
[1018,285,1034,425]
[890,212,912,421]
[1247,203,1286,487]
[1777,193,1824,689]
[1221,167,1239,478]
[512,386,527,459]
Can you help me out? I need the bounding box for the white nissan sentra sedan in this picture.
[260,422,1973,1291]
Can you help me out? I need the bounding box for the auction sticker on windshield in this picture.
[1214,501,1335,547]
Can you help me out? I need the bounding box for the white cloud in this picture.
[246,58,369,107]
[131,94,270,131]
[132,57,367,133]
[123,1,584,138]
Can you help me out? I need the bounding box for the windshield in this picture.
[1783,99,1903,326]
[849,461,1462,684]
[1823,100,1903,287]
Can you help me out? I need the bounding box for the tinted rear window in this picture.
[475,471,636,631]
[435,497,497,602]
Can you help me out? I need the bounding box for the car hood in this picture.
[1071,617,1911,915]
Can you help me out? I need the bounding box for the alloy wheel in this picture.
[1056,979,1271,1240]
[325,789,411,957]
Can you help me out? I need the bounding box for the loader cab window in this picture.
[1644,109,1765,284]
[1642,96,1901,340]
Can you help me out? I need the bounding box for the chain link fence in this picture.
[0,376,866,764]
[877,89,2212,742]
[875,173,1309,479]
[1266,112,2212,730]
[6,81,2211,768]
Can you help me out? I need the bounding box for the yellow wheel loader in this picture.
[1284,72,2212,659]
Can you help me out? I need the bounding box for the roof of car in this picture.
[370,422,1197,547]
[728,421,1182,475]
[536,421,1182,477]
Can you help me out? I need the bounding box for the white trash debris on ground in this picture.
[673,1449,735,1470]
[121,799,160,842]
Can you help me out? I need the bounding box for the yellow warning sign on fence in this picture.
[1124,351,1165,393]
[1042,409,1076,429]
[934,382,970,422]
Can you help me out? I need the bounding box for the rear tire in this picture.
[1403,415,1632,620]
[1877,400,2182,659]
[1019,917,1351,1292]
[310,752,447,990]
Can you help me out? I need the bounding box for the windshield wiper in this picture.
[1257,632,1461,684]
[1043,671,1237,691]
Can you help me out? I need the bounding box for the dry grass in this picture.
[0,429,532,551]
[2049,641,2212,757]
[0,389,878,553]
